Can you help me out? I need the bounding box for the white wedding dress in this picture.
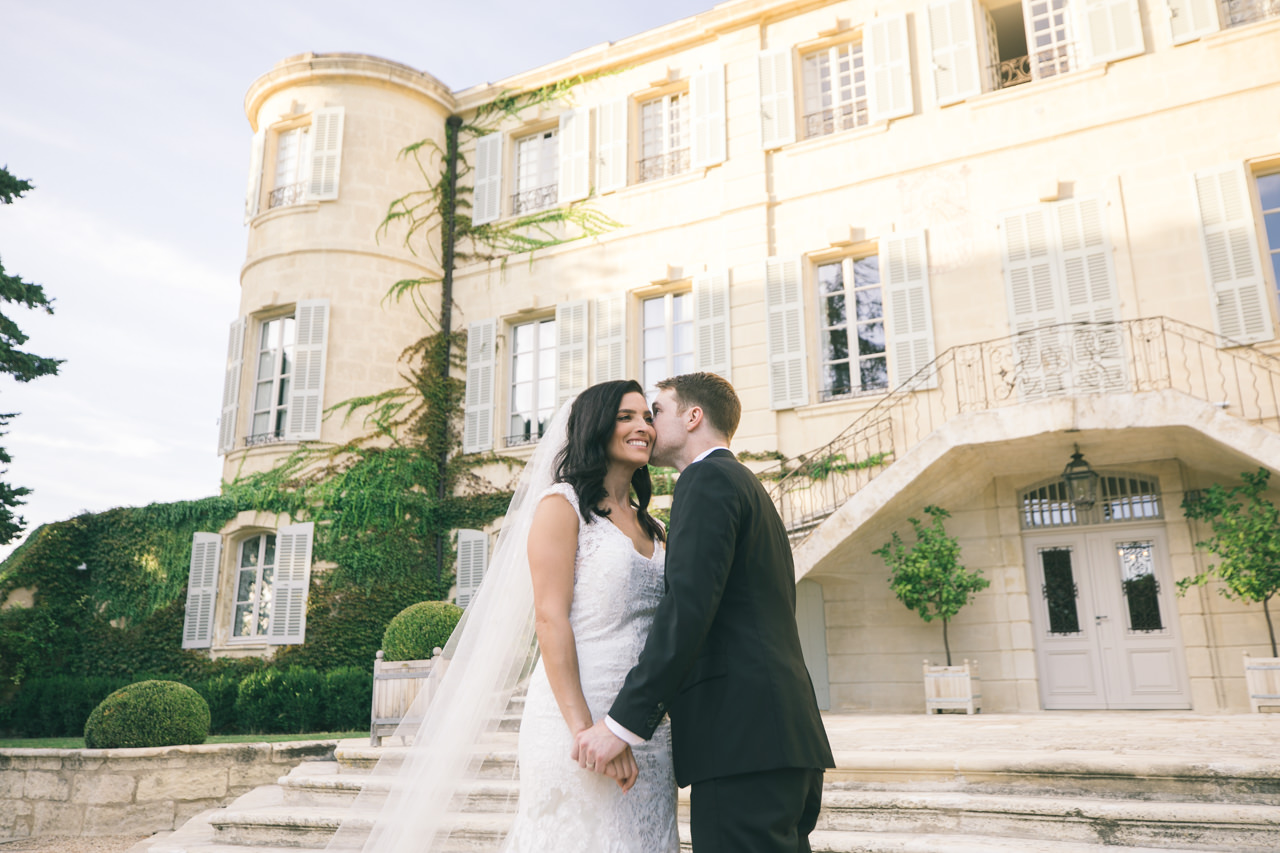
[504,482,680,853]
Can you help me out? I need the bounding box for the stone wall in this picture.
[0,739,337,840]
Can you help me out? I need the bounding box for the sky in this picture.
[0,0,715,559]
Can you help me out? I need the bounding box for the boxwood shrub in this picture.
[83,680,210,748]
[381,601,462,662]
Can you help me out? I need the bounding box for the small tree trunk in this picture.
[433,115,463,588]
[942,617,952,667]
[1265,595,1277,657]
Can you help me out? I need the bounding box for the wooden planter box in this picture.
[1243,651,1280,713]
[370,648,441,745]
[923,659,981,715]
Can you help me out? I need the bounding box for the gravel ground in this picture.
[0,836,151,852]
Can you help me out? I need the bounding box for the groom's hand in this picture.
[604,746,638,792]
[573,719,629,778]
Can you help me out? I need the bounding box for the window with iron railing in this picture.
[508,317,557,447]
[268,126,309,210]
[1222,0,1280,27]
[801,42,868,138]
[248,315,294,446]
[985,0,1078,91]
[512,129,558,215]
[638,93,690,183]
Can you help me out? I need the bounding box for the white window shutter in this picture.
[1081,0,1145,65]
[218,317,246,455]
[268,522,314,645]
[593,294,626,383]
[595,99,628,193]
[463,319,496,453]
[867,13,915,123]
[557,300,589,406]
[691,64,727,168]
[182,533,222,650]
[473,134,504,225]
[1193,166,1274,345]
[455,529,489,609]
[764,257,809,410]
[694,269,732,380]
[928,0,982,105]
[1055,198,1120,323]
[882,233,938,389]
[1000,207,1061,334]
[558,109,591,203]
[285,299,329,441]
[757,49,797,149]
[1167,0,1220,44]
[306,107,344,201]
[244,130,265,223]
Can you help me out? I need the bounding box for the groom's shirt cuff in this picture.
[605,715,645,745]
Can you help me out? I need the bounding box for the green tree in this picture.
[1179,468,1280,656]
[874,506,989,666]
[0,167,63,545]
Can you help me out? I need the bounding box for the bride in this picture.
[327,380,679,853]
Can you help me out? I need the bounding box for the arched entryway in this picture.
[1020,473,1191,709]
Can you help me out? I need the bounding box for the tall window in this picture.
[801,42,868,139]
[250,315,295,445]
[1259,172,1280,299]
[509,318,557,447]
[1025,0,1074,79]
[638,93,690,182]
[513,129,558,215]
[817,256,886,399]
[269,127,309,209]
[232,534,276,639]
[642,293,693,394]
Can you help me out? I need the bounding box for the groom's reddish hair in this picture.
[657,373,741,440]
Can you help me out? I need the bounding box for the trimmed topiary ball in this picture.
[84,680,210,748]
[381,601,463,662]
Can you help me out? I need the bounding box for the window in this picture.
[1258,172,1280,299]
[1223,0,1280,28]
[817,256,887,400]
[232,534,276,639]
[508,318,557,447]
[986,0,1077,89]
[269,127,309,209]
[801,42,868,138]
[249,315,295,446]
[513,129,558,214]
[638,93,690,182]
[642,293,694,394]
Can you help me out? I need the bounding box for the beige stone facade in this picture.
[203,0,1280,712]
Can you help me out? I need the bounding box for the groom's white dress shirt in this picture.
[604,444,729,746]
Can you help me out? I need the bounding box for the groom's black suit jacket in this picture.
[609,449,835,787]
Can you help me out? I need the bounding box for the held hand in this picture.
[573,719,628,775]
[603,746,639,792]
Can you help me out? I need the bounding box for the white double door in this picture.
[1024,525,1191,709]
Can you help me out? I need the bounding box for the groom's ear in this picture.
[686,405,704,431]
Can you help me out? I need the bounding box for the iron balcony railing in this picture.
[1222,0,1280,26]
[511,185,558,215]
[768,318,1280,543]
[803,106,868,138]
[244,430,285,448]
[637,148,690,183]
[268,182,306,210]
[996,56,1032,89]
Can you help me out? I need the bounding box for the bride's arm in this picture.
[527,495,593,736]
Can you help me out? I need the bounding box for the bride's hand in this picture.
[603,746,639,792]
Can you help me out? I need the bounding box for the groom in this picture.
[575,373,835,852]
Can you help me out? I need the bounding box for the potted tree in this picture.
[1179,468,1280,712]
[875,506,989,714]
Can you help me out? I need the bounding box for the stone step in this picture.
[775,830,1212,853]
[279,769,520,814]
[208,805,511,850]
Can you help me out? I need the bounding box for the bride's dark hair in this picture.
[554,379,665,544]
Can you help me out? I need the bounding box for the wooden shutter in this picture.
[882,233,938,388]
[1055,198,1126,391]
[765,257,809,410]
[557,300,589,406]
[244,130,265,223]
[558,109,590,203]
[694,269,732,380]
[218,318,246,455]
[285,299,329,441]
[595,99,628,193]
[1167,0,1220,44]
[268,522,313,645]
[307,107,344,201]
[1193,166,1274,345]
[757,49,797,149]
[463,319,496,453]
[1081,0,1145,65]
[1000,207,1061,334]
[181,533,222,650]
[866,13,915,123]
[473,133,503,225]
[593,294,626,383]
[455,529,489,609]
[928,0,982,105]
[691,64,727,168]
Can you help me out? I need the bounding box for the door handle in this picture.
[1095,615,1109,623]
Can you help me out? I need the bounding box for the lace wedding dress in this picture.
[504,482,679,853]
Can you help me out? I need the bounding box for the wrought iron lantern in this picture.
[1061,445,1099,511]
